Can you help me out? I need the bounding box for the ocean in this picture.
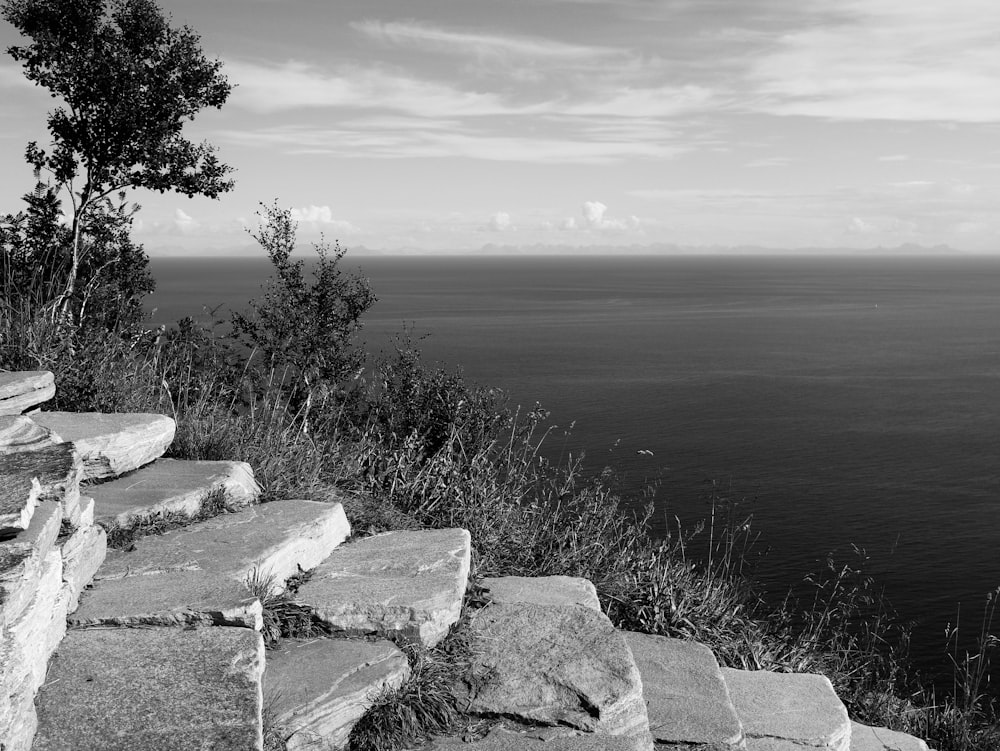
[146,253,1000,680]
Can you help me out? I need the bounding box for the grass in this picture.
[101,487,233,550]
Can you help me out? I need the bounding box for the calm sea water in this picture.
[147,254,1000,678]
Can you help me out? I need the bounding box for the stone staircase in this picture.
[0,370,933,751]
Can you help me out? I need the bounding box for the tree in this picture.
[232,202,377,431]
[1,0,233,316]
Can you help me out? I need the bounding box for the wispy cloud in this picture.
[352,20,626,63]
[218,123,688,164]
[745,0,1000,122]
[225,60,510,116]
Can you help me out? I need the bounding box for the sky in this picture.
[2,0,1000,254]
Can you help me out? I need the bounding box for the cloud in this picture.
[557,201,640,233]
[218,124,687,164]
[225,59,509,116]
[290,205,359,233]
[352,20,625,63]
[745,0,1000,122]
[486,211,512,231]
[173,208,197,233]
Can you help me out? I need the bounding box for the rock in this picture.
[0,549,65,748]
[59,519,107,613]
[0,444,80,538]
[296,528,471,648]
[425,726,651,750]
[851,722,928,751]
[623,631,743,747]
[90,458,259,526]
[1,501,63,628]
[482,575,601,611]
[0,415,57,454]
[266,638,410,750]
[722,668,851,751]
[0,371,54,415]
[29,411,175,480]
[71,500,350,630]
[465,603,650,745]
[32,626,265,751]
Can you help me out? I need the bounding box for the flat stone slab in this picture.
[465,603,650,742]
[722,668,851,751]
[30,411,175,480]
[296,528,471,647]
[851,723,928,751]
[482,575,601,611]
[0,415,58,454]
[0,443,80,538]
[266,638,410,750]
[624,631,743,747]
[71,500,350,629]
[426,726,652,750]
[0,371,54,415]
[90,458,260,526]
[32,626,265,751]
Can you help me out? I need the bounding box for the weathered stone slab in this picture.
[722,668,851,751]
[266,638,410,750]
[465,603,651,744]
[0,443,79,538]
[296,528,471,648]
[6,550,62,694]
[624,631,743,747]
[482,575,601,611]
[426,726,651,750]
[851,723,928,751]
[0,415,57,454]
[90,458,259,526]
[29,411,175,479]
[32,626,265,751]
[0,669,37,751]
[71,500,350,630]
[60,521,107,613]
[1,501,63,628]
[0,371,54,415]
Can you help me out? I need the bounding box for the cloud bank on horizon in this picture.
[1,0,999,253]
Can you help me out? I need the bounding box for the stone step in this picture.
[88,458,260,527]
[294,528,472,648]
[70,499,350,630]
[0,415,58,455]
[0,371,54,416]
[481,575,602,611]
[1,501,63,631]
[721,668,851,751]
[58,497,107,614]
[29,411,175,480]
[624,631,744,748]
[423,726,651,750]
[464,602,652,749]
[265,637,410,750]
[32,626,265,751]
[0,444,80,538]
[851,722,929,751]
[1,547,65,751]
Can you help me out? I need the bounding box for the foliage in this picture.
[1,180,153,335]
[1,0,232,310]
[231,202,376,423]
